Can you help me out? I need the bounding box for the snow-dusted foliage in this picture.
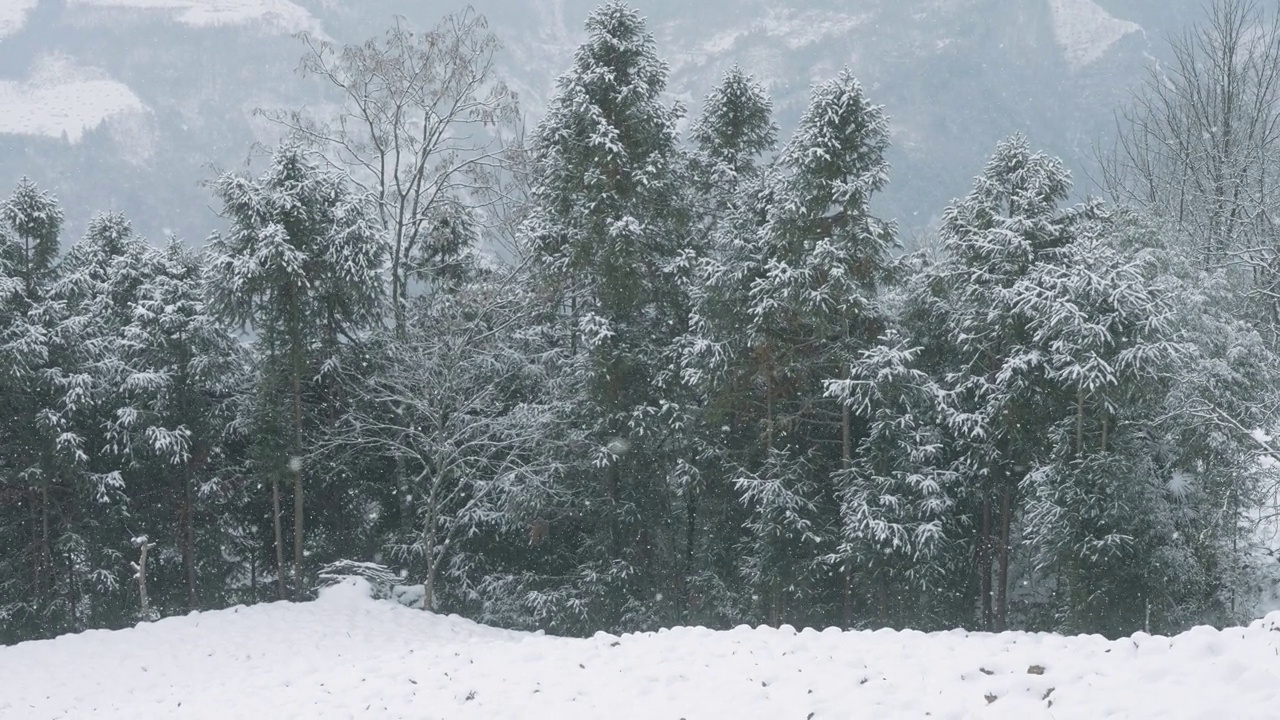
[5,0,1280,647]
[519,1,698,631]
[206,143,385,599]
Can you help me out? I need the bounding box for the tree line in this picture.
[1,0,1278,645]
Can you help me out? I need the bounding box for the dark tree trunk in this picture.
[272,476,286,600]
[979,494,993,630]
[180,464,200,610]
[843,563,854,628]
[995,484,1012,631]
[290,324,306,597]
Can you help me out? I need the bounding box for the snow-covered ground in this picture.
[0,0,38,38]
[2,578,1279,719]
[1047,0,1143,69]
[0,54,145,142]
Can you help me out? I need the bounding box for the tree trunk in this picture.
[685,489,696,620]
[995,483,1012,631]
[979,493,993,630]
[842,392,854,628]
[181,465,200,610]
[424,563,437,613]
[291,333,306,597]
[1076,390,1085,455]
[843,563,854,628]
[40,477,50,604]
[877,577,890,627]
[272,476,286,601]
[135,539,152,620]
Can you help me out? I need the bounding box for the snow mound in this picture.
[0,0,38,38]
[1,593,1278,719]
[0,54,145,142]
[1047,0,1142,70]
[67,0,320,34]
[315,575,375,605]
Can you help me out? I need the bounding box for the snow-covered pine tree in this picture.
[824,337,955,626]
[924,134,1085,631]
[728,68,897,626]
[1,178,61,300]
[0,211,163,634]
[111,240,247,612]
[1012,211,1182,635]
[522,0,695,631]
[688,65,778,223]
[675,66,779,626]
[0,178,64,641]
[205,144,385,598]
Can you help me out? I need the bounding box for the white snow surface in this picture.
[0,0,38,38]
[1047,0,1142,69]
[2,578,1280,719]
[0,54,145,142]
[67,0,319,34]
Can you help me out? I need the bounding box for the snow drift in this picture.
[1,578,1278,719]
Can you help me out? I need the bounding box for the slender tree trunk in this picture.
[136,540,151,619]
[292,377,305,595]
[424,563,438,613]
[40,477,50,603]
[843,563,854,628]
[996,483,1012,631]
[290,326,305,597]
[842,389,854,628]
[1076,390,1085,455]
[181,465,200,610]
[877,577,890,627]
[685,489,696,618]
[979,493,993,630]
[272,476,286,601]
[841,401,851,468]
[29,490,41,604]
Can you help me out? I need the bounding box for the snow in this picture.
[66,0,320,34]
[0,0,38,38]
[0,55,145,142]
[1047,0,1143,70]
[3,583,1280,719]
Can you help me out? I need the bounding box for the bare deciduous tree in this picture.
[1102,0,1280,278]
[264,8,521,333]
[323,271,574,611]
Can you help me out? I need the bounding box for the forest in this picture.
[2,0,1280,645]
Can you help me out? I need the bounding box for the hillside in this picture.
[0,0,1206,243]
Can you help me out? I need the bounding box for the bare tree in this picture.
[264,8,521,333]
[322,270,575,611]
[1101,0,1280,277]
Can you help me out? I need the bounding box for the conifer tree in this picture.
[206,144,385,598]
[924,134,1085,630]
[523,1,694,629]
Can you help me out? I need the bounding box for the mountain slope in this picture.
[0,0,1201,242]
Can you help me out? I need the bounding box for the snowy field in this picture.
[1,579,1278,719]
[0,55,145,142]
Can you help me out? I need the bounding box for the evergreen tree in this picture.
[206,144,385,598]
[112,240,247,612]
[921,134,1087,630]
[522,0,694,630]
[0,179,64,641]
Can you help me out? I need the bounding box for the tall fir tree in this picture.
[522,1,695,631]
[206,144,385,598]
